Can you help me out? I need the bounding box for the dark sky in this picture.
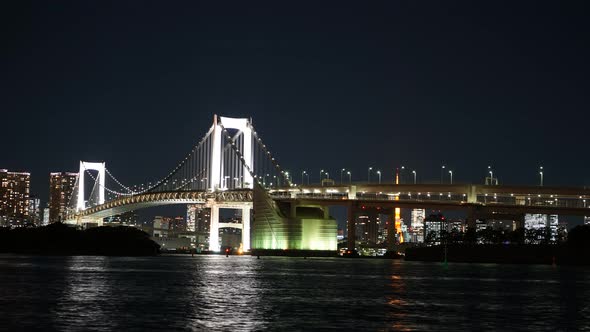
[2,1,589,207]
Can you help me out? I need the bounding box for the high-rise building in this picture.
[42,207,50,226]
[48,172,78,223]
[169,216,187,233]
[187,204,210,233]
[424,213,446,245]
[0,169,31,227]
[104,211,138,225]
[355,210,379,244]
[524,214,559,243]
[187,205,211,249]
[28,196,41,226]
[408,209,425,243]
[411,209,425,229]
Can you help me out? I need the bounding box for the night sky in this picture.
[2,1,589,216]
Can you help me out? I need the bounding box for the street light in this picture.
[377,170,381,184]
[449,170,453,184]
[400,166,405,184]
[347,171,351,184]
[539,166,544,186]
[412,170,417,184]
[340,168,345,184]
[488,166,493,185]
[441,165,446,184]
[301,170,307,186]
[368,167,373,183]
[320,169,324,183]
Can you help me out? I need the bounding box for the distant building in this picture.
[187,204,210,233]
[153,216,170,237]
[0,169,31,227]
[480,219,516,232]
[524,214,559,243]
[42,207,50,226]
[28,196,42,226]
[169,216,187,233]
[48,172,78,223]
[105,211,138,225]
[585,216,590,225]
[408,209,425,243]
[424,213,447,245]
[355,210,379,244]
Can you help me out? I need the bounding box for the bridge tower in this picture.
[209,115,254,191]
[208,115,255,252]
[76,161,106,212]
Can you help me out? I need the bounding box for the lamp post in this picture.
[340,168,345,184]
[368,167,372,183]
[440,165,446,184]
[301,171,307,185]
[347,171,351,184]
[320,169,324,184]
[377,170,381,184]
[400,166,405,184]
[488,166,493,185]
[412,170,417,184]
[449,170,453,184]
[539,166,544,186]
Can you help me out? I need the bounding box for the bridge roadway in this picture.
[67,183,590,223]
[270,183,590,216]
[66,189,254,223]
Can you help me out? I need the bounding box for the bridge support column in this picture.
[387,209,397,251]
[209,205,220,252]
[515,213,525,230]
[347,203,356,251]
[242,206,251,252]
[466,207,477,230]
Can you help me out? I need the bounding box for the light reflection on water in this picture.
[0,254,589,331]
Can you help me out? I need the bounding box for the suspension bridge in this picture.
[64,115,590,253]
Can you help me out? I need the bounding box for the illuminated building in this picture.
[524,214,559,243]
[187,204,211,233]
[48,172,78,223]
[42,207,50,226]
[169,216,187,233]
[187,205,211,249]
[0,169,31,227]
[424,213,447,245]
[355,210,379,244]
[105,211,138,225]
[28,196,41,226]
[153,216,170,237]
[409,209,425,242]
[478,219,515,231]
[585,216,590,225]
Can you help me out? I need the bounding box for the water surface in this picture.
[1,254,589,331]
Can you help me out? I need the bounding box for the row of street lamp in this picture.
[296,165,547,186]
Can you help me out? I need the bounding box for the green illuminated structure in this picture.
[252,185,337,251]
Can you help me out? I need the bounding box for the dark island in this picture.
[0,223,160,256]
[405,225,590,266]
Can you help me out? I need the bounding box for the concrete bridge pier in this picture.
[242,206,251,252]
[347,203,356,252]
[387,209,397,252]
[209,205,220,252]
[466,206,478,230]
